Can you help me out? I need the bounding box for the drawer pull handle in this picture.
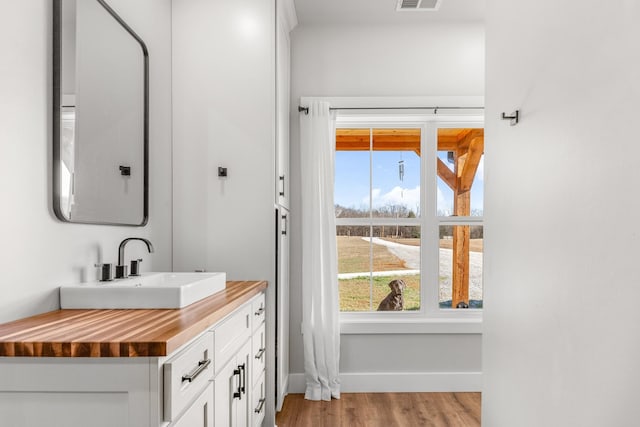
[181,358,211,383]
[233,363,246,400]
[254,398,266,414]
[255,348,266,359]
[254,307,265,316]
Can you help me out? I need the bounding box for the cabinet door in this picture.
[214,340,252,427]
[275,11,290,208]
[172,383,213,427]
[276,207,290,410]
[235,340,252,427]
[214,304,252,375]
[214,357,236,427]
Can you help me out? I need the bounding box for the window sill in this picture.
[340,316,482,335]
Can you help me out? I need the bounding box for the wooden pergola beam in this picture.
[452,223,470,307]
[336,129,421,156]
[451,145,471,308]
[456,129,483,150]
[437,158,456,191]
[437,129,484,151]
[458,137,484,192]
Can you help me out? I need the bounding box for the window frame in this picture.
[334,111,484,333]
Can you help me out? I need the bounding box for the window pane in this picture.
[371,226,420,311]
[337,225,371,312]
[470,153,484,217]
[436,151,454,216]
[436,128,484,217]
[371,129,421,219]
[438,225,483,309]
[337,225,421,312]
[335,148,370,218]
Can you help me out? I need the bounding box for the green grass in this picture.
[339,275,420,312]
[337,236,407,274]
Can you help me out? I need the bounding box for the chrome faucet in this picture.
[116,237,154,279]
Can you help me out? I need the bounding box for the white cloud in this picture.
[371,185,420,211]
[437,186,446,209]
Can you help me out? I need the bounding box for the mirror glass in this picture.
[53,0,148,225]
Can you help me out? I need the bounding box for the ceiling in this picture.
[293,0,485,26]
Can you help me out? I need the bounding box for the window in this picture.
[335,128,422,312]
[335,119,484,318]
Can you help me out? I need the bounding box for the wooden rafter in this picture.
[437,158,456,191]
[456,129,483,150]
[336,129,421,156]
[436,129,483,151]
[459,137,484,192]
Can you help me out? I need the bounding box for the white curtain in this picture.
[299,100,341,401]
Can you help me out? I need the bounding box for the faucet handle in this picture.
[95,263,113,282]
[115,264,129,280]
[130,259,143,276]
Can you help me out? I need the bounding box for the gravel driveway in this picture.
[368,237,483,301]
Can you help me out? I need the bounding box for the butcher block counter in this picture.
[0,280,267,357]
[0,280,269,427]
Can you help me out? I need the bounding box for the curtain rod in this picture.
[297,105,484,115]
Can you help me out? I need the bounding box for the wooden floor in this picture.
[276,393,481,427]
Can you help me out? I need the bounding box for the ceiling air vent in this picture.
[396,0,442,11]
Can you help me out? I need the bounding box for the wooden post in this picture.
[451,149,471,308]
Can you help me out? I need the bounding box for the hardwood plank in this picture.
[0,281,267,357]
[276,393,481,427]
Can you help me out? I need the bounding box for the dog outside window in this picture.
[376,279,406,311]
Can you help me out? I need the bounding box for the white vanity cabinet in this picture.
[211,291,267,427]
[0,283,267,427]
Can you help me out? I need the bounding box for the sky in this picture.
[335,150,484,216]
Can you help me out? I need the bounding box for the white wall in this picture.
[171,0,277,423]
[483,1,640,425]
[0,1,172,324]
[290,23,485,386]
[171,0,275,281]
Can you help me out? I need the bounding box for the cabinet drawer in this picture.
[252,323,266,387]
[251,372,266,427]
[214,303,251,374]
[251,293,266,331]
[171,382,213,427]
[164,332,214,422]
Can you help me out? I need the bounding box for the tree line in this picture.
[335,204,483,239]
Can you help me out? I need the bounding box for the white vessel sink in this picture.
[59,272,227,309]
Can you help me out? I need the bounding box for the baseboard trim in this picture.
[277,374,290,412]
[288,372,482,394]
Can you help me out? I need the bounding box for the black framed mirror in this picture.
[53,0,149,225]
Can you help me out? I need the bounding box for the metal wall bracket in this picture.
[501,110,519,126]
[298,106,309,115]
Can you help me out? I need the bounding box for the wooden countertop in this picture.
[0,281,267,358]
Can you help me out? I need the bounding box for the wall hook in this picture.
[501,110,519,126]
